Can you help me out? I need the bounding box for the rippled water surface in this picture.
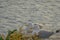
[0,0,60,37]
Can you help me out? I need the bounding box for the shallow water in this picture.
[0,0,60,36]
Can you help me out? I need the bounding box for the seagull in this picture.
[38,29,60,39]
[23,21,34,34]
[32,23,41,35]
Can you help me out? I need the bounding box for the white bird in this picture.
[23,21,34,34]
[32,23,41,35]
[25,21,33,28]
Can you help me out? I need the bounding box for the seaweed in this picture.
[6,29,17,40]
[0,36,3,40]
[0,27,41,40]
